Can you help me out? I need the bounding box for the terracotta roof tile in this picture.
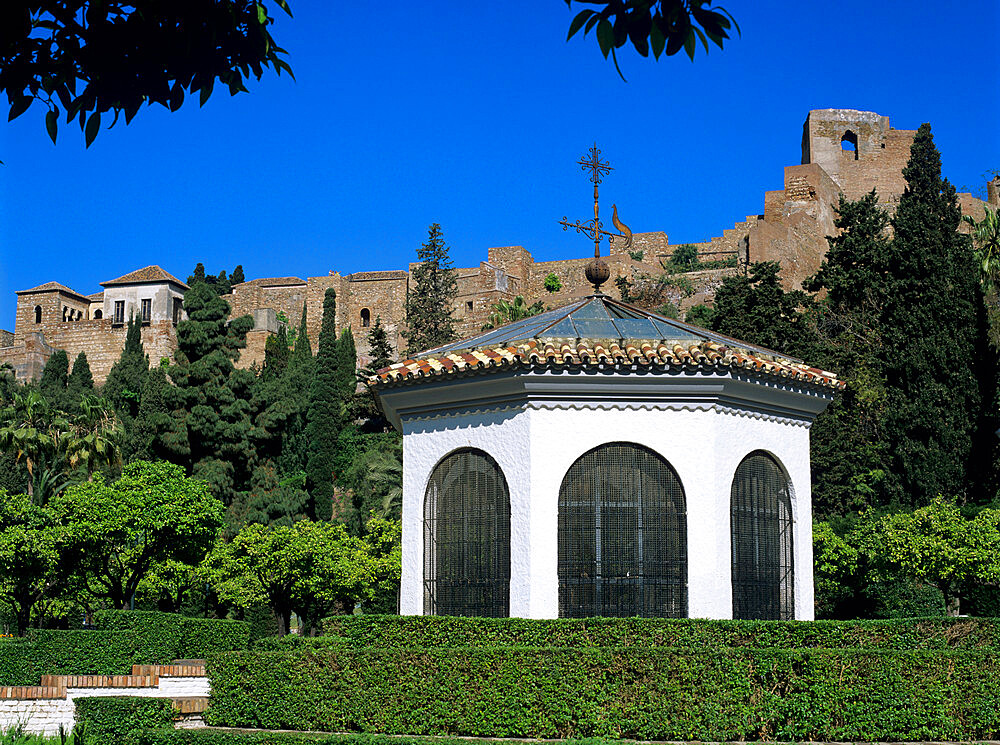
[101,265,188,288]
[15,282,91,300]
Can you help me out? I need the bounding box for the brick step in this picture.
[39,674,157,688]
[132,663,206,677]
[0,685,66,700]
[172,696,209,714]
[172,659,206,667]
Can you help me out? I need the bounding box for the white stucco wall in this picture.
[0,677,209,736]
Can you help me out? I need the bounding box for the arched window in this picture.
[62,307,68,322]
[424,449,510,617]
[34,305,42,324]
[360,308,371,327]
[93,309,103,319]
[558,442,687,618]
[731,452,794,620]
[841,130,859,160]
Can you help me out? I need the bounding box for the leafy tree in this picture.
[160,281,255,505]
[877,124,996,506]
[306,289,341,521]
[3,0,293,147]
[0,492,60,634]
[404,223,458,354]
[565,0,740,78]
[341,435,403,524]
[230,265,246,286]
[854,497,1000,615]
[50,461,223,610]
[812,520,859,619]
[544,273,563,293]
[684,303,715,328]
[102,315,149,420]
[482,296,545,330]
[203,517,401,634]
[709,261,816,356]
[668,243,699,271]
[67,352,93,399]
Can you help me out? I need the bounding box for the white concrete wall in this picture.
[0,677,209,736]
[401,401,814,621]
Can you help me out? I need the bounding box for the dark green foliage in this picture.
[188,263,207,286]
[684,303,715,328]
[103,316,149,420]
[161,282,255,505]
[93,609,251,657]
[216,270,232,296]
[39,349,70,409]
[67,352,94,399]
[877,124,996,505]
[138,732,560,745]
[207,645,1000,739]
[231,265,246,286]
[318,614,1000,650]
[306,290,342,521]
[668,243,699,270]
[75,696,176,744]
[334,328,357,402]
[403,223,458,355]
[709,261,817,356]
[261,325,290,382]
[132,364,169,462]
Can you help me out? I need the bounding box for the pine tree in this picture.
[231,265,246,285]
[261,325,290,382]
[404,223,458,354]
[216,270,231,296]
[162,281,256,506]
[306,289,341,521]
[877,123,997,505]
[39,350,70,410]
[102,316,149,419]
[366,316,394,372]
[67,352,94,400]
[187,263,207,286]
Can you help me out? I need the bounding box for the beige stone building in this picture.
[2,109,996,385]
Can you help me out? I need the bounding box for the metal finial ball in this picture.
[585,257,610,292]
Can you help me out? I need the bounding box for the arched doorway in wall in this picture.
[731,451,794,620]
[360,308,371,327]
[34,306,42,324]
[558,442,687,618]
[423,448,511,617]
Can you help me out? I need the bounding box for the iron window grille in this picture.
[424,449,511,617]
[558,442,687,618]
[731,451,794,620]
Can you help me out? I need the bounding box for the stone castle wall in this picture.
[3,109,996,384]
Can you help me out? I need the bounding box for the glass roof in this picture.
[420,294,796,361]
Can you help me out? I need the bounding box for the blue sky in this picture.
[1,1,997,330]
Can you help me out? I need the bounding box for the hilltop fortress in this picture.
[2,109,996,385]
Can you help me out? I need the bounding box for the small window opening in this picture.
[360,308,371,327]
[172,297,183,325]
[141,298,152,323]
[840,130,859,160]
[62,306,68,322]
[113,300,125,325]
[34,305,42,324]
[94,309,103,320]
[466,301,474,312]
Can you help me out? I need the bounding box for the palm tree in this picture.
[65,394,122,475]
[481,296,545,331]
[0,390,70,501]
[964,206,1000,290]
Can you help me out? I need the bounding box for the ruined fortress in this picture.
[3,109,996,385]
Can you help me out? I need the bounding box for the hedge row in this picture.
[75,697,176,745]
[0,611,250,685]
[317,614,1000,650]
[207,646,1000,741]
[139,733,635,745]
[94,610,251,658]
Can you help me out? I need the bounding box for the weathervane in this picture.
[559,143,633,293]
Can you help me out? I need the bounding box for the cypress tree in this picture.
[67,352,94,400]
[306,289,340,520]
[39,350,70,410]
[877,123,996,505]
[261,325,290,382]
[187,262,207,286]
[333,327,357,402]
[216,270,231,296]
[231,265,246,285]
[102,316,149,418]
[132,363,169,462]
[366,316,394,373]
[404,223,458,354]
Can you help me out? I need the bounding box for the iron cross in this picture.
[559,143,632,259]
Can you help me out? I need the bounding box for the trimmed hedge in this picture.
[207,646,1000,741]
[94,610,251,658]
[140,733,628,745]
[319,614,1000,650]
[75,696,176,745]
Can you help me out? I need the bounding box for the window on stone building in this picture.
[360,308,371,327]
[466,301,473,312]
[62,307,68,322]
[34,305,42,324]
[558,442,687,618]
[424,448,511,617]
[172,298,183,325]
[841,130,859,160]
[94,309,103,319]
[141,299,152,324]
[113,300,125,325]
[731,451,794,621]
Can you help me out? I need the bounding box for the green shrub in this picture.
[94,610,250,658]
[75,697,175,745]
[320,614,1000,650]
[206,646,1000,740]
[0,637,37,686]
[140,734,624,745]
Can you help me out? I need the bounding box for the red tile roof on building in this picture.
[369,295,844,392]
[15,282,92,301]
[87,292,104,302]
[101,265,188,288]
